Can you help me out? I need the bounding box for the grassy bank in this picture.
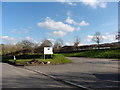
[62,49,120,59]
[3,54,72,65]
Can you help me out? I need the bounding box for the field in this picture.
[2,54,72,66]
[62,48,120,59]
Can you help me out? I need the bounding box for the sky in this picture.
[1,1,118,46]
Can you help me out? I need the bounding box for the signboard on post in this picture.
[44,47,53,59]
[44,47,53,54]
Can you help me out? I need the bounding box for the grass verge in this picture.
[7,54,72,66]
[62,49,120,59]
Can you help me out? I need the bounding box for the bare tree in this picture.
[17,40,34,54]
[41,39,52,47]
[54,39,63,52]
[1,44,17,55]
[18,40,34,49]
[116,31,120,42]
[34,43,41,53]
[15,43,24,50]
[92,32,103,49]
[0,44,2,55]
[39,39,53,53]
[74,36,80,50]
[1,44,5,55]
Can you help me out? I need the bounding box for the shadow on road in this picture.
[93,73,120,81]
[49,72,119,89]
[2,73,74,88]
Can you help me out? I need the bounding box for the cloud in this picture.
[65,42,72,46]
[48,38,55,42]
[58,0,77,6]
[86,33,117,43]
[38,17,81,37]
[66,11,90,27]
[65,42,83,46]
[66,2,77,6]
[0,36,38,44]
[11,27,31,34]
[99,2,107,8]
[65,17,76,24]
[38,17,79,33]
[78,43,84,46]
[65,15,90,27]
[58,0,107,8]
[86,35,93,42]
[1,36,15,41]
[25,36,34,41]
[79,20,90,26]
[81,0,107,9]
[0,36,18,44]
[25,36,38,43]
[48,31,66,37]
[102,35,116,42]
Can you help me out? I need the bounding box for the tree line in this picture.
[1,31,119,55]
[1,38,64,55]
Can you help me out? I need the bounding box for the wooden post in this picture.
[51,54,52,58]
[44,54,45,60]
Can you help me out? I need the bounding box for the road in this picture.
[25,57,119,89]
[0,62,2,90]
[2,63,75,88]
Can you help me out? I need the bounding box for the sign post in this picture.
[44,47,53,60]
[44,54,45,60]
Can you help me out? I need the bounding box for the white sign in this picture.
[44,47,53,54]
[14,56,16,60]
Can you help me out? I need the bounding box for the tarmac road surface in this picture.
[2,63,75,88]
[25,57,119,89]
[0,62,2,89]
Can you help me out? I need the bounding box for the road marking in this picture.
[23,67,92,90]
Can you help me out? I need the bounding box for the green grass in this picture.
[7,54,72,65]
[62,49,120,59]
[0,57,2,62]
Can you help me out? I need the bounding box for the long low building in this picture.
[60,42,120,53]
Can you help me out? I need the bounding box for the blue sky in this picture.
[1,1,118,45]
